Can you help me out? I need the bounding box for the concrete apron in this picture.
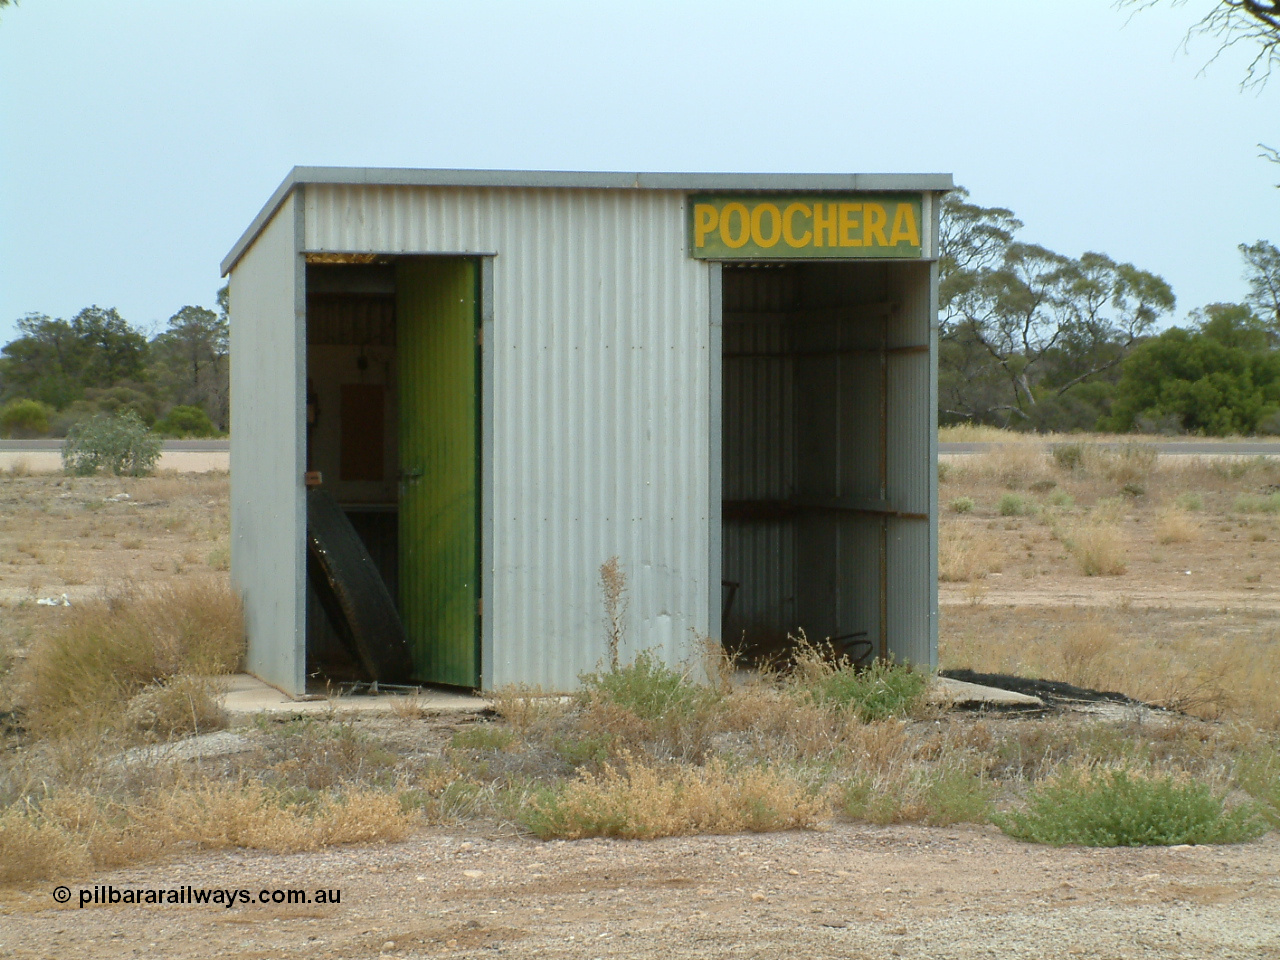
[221,673,491,719]
[221,672,1038,720]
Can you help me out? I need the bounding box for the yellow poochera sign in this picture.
[688,194,922,259]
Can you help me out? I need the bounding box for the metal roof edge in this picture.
[221,168,302,276]
[221,167,956,274]
[286,166,955,192]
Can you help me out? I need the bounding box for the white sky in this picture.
[1,1,1277,345]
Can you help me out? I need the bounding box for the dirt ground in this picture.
[4,458,1280,958]
[3,818,1279,959]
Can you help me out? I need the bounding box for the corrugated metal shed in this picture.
[225,168,951,696]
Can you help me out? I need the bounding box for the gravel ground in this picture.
[3,824,1278,959]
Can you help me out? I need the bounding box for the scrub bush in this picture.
[62,410,162,476]
[997,767,1266,847]
[0,398,52,438]
[578,649,716,723]
[156,404,217,437]
[794,647,928,722]
[20,578,243,738]
[999,492,1031,516]
[520,756,828,840]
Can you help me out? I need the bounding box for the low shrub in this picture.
[578,649,716,723]
[1234,748,1280,825]
[0,782,413,882]
[997,767,1266,847]
[1065,523,1127,576]
[949,496,975,514]
[938,523,1003,582]
[62,410,162,477]
[1234,492,1280,515]
[20,579,243,738]
[0,398,52,438]
[795,652,928,723]
[123,675,228,741]
[844,766,994,827]
[999,492,1031,517]
[1052,443,1085,471]
[1047,490,1075,509]
[520,756,828,840]
[451,724,517,752]
[156,404,217,438]
[1155,507,1198,545]
[1177,492,1204,511]
[1088,443,1157,485]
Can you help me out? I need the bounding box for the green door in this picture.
[396,258,480,687]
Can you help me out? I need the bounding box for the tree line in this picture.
[939,189,1280,435]
[1,202,1278,439]
[0,289,228,438]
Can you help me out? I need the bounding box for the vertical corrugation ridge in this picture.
[305,185,712,690]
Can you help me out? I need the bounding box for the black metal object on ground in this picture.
[306,488,415,683]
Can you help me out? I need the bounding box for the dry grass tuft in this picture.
[939,522,1003,582]
[1054,621,1115,690]
[489,685,569,736]
[1155,506,1199,544]
[122,675,228,741]
[20,577,243,738]
[938,424,1036,443]
[1064,523,1127,576]
[0,782,413,882]
[1084,443,1158,485]
[970,443,1056,490]
[522,755,828,840]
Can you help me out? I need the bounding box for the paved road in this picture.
[941,440,1280,455]
[0,438,229,452]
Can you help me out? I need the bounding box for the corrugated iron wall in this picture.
[229,190,306,694]
[721,261,935,667]
[722,268,796,641]
[305,186,711,690]
[886,262,938,668]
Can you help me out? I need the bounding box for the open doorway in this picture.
[304,257,481,689]
[720,261,930,666]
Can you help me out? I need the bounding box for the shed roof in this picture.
[222,166,955,275]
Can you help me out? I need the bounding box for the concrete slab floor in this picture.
[220,673,1038,721]
[221,673,491,719]
[928,676,1044,710]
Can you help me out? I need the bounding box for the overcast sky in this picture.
[1,1,1277,345]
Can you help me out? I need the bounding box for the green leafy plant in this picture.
[949,496,975,514]
[156,404,217,437]
[0,398,52,438]
[579,649,716,722]
[1177,492,1204,511]
[999,492,1031,516]
[1234,492,1280,515]
[997,767,1266,847]
[800,656,928,722]
[1047,490,1075,509]
[62,410,162,476]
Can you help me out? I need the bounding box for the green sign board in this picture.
[688,193,923,260]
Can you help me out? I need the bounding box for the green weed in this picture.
[800,658,928,723]
[997,767,1266,847]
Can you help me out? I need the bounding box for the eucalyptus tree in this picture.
[937,191,1175,427]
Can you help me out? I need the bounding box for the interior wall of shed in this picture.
[722,262,926,665]
[304,262,400,682]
